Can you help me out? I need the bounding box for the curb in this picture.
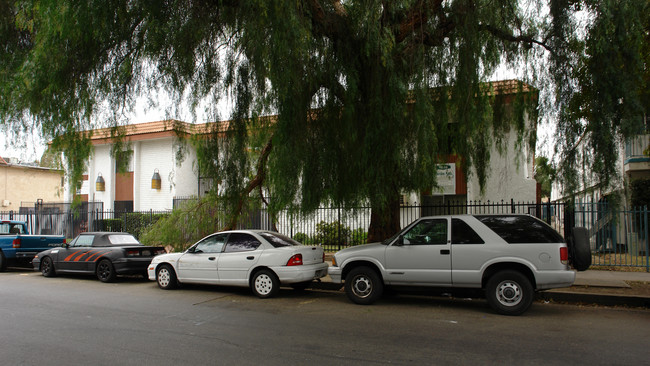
[309,280,650,308]
[539,290,650,308]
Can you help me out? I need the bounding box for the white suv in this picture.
[328,214,589,315]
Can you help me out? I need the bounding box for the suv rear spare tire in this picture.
[570,227,591,271]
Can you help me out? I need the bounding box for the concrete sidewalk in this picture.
[540,270,650,308]
[310,267,650,308]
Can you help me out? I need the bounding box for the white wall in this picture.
[88,145,114,209]
[466,129,537,203]
[73,137,200,211]
[172,140,199,198]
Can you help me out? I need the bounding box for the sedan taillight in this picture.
[560,247,568,265]
[286,254,303,266]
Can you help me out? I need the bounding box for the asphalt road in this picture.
[1,269,649,366]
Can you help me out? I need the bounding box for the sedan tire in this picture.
[41,256,56,277]
[96,259,117,283]
[251,269,280,298]
[344,266,383,305]
[156,264,178,290]
[485,270,533,316]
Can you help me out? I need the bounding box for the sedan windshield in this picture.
[259,232,301,247]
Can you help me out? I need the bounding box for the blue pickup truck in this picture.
[0,220,66,271]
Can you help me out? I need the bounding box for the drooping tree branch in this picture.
[479,23,556,55]
[222,136,274,230]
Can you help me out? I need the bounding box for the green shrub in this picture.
[314,220,351,246]
[293,232,312,245]
[139,196,226,251]
[350,228,368,245]
[630,179,650,208]
[101,219,122,232]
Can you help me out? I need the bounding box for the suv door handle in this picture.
[440,250,450,255]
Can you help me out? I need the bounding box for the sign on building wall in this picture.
[432,163,456,195]
[78,180,89,196]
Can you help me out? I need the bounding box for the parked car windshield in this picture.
[259,232,300,247]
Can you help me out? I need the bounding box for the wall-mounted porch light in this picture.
[151,169,162,190]
[96,172,105,192]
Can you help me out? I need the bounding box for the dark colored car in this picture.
[33,232,165,282]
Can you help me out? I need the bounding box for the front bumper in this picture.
[147,263,158,281]
[328,265,342,283]
[272,262,329,284]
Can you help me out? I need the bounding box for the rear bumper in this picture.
[272,262,329,284]
[535,269,576,290]
[112,258,154,275]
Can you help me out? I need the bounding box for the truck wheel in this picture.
[96,259,117,283]
[570,227,591,271]
[486,270,534,316]
[156,264,178,290]
[41,257,56,277]
[344,266,383,305]
[0,250,6,272]
[251,269,280,298]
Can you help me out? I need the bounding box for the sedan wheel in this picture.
[156,264,178,290]
[41,257,56,277]
[251,269,279,298]
[486,270,533,316]
[344,266,383,305]
[96,259,116,283]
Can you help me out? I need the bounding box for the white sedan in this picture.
[147,230,328,298]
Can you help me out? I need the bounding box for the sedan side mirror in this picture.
[397,235,405,246]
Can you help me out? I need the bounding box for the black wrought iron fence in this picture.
[2,199,647,271]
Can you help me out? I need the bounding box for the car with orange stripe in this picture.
[32,232,165,282]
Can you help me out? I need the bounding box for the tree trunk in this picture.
[367,196,401,243]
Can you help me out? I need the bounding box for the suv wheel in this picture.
[344,266,383,305]
[486,270,533,316]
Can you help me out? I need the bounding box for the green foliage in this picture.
[292,232,313,245]
[350,228,369,246]
[630,179,650,208]
[314,221,351,247]
[1,0,648,241]
[139,195,226,251]
[534,156,556,199]
[123,212,165,239]
[100,219,123,232]
[557,0,649,195]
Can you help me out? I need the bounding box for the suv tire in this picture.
[486,270,534,316]
[345,266,383,305]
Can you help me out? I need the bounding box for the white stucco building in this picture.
[67,80,540,212]
[68,120,200,211]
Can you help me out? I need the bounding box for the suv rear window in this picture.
[475,215,564,244]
